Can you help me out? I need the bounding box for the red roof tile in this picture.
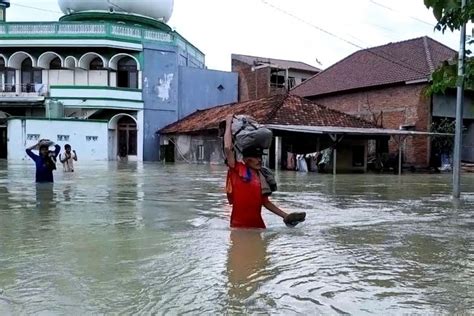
[160,94,377,134]
[291,36,456,97]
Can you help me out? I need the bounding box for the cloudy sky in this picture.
[6,0,461,71]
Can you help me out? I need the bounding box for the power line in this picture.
[10,3,62,14]
[260,0,367,49]
[368,0,435,27]
[260,0,428,75]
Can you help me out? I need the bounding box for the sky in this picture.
[5,0,462,71]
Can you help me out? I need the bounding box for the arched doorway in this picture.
[117,57,138,89]
[0,58,14,92]
[117,116,137,158]
[21,58,42,93]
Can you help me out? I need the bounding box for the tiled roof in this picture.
[291,36,456,97]
[160,94,377,134]
[232,54,321,73]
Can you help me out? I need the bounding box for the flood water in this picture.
[0,161,473,315]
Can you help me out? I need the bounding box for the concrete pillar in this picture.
[15,69,20,94]
[137,110,144,162]
[329,134,339,175]
[109,72,117,87]
[398,138,402,176]
[42,70,49,94]
[274,136,282,170]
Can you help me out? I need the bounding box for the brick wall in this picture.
[231,59,270,102]
[307,84,432,167]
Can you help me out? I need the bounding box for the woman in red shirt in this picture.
[224,115,305,229]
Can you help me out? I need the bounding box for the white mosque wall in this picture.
[75,69,88,85]
[8,118,109,161]
[48,70,75,86]
[88,70,108,86]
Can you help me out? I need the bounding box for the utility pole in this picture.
[453,0,467,198]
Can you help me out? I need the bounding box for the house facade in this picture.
[0,1,237,161]
[292,37,474,167]
[231,54,320,102]
[159,94,388,173]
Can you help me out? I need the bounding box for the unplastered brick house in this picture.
[232,54,321,102]
[291,36,474,168]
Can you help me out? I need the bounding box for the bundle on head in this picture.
[230,115,273,156]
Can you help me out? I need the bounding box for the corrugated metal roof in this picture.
[266,124,453,137]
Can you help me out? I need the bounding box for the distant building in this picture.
[159,94,389,173]
[231,54,320,102]
[292,36,474,167]
[0,0,237,161]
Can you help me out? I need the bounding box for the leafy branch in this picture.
[424,0,474,94]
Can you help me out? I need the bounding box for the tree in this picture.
[431,117,456,153]
[424,0,474,94]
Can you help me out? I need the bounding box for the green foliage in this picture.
[431,118,455,153]
[424,0,474,94]
[424,0,472,32]
[425,58,474,95]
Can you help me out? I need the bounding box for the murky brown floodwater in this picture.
[0,161,473,314]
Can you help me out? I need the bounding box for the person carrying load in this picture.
[223,114,306,229]
[26,139,60,183]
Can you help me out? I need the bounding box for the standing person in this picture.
[224,115,305,229]
[59,144,77,172]
[26,140,61,183]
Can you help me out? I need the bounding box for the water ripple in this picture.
[0,162,473,314]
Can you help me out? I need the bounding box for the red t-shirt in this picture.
[227,162,267,229]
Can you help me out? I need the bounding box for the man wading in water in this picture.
[26,140,61,183]
[59,144,77,172]
[224,114,305,229]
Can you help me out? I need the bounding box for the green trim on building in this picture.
[62,105,143,110]
[7,116,108,123]
[49,96,143,103]
[50,85,142,92]
[59,12,172,32]
[0,19,205,64]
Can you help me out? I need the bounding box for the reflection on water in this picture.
[0,161,473,314]
[226,230,269,312]
[36,183,55,209]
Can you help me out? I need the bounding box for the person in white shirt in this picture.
[59,144,77,172]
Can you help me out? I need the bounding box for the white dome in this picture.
[58,0,174,22]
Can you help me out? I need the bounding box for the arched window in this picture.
[117,57,138,89]
[89,57,104,70]
[0,58,15,93]
[21,58,42,93]
[49,57,62,70]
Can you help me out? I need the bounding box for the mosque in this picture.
[0,0,237,161]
